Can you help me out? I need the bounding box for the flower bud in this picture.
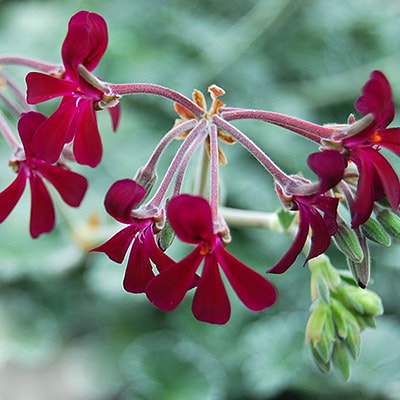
[156,219,175,251]
[330,298,348,339]
[310,344,331,374]
[332,341,351,381]
[344,323,361,360]
[333,219,364,263]
[134,166,157,197]
[361,217,391,247]
[347,255,370,289]
[305,301,330,344]
[376,208,400,239]
[345,287,384,317]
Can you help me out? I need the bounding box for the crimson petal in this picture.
[307,150,346,193]
[91,225,139,263]
[146,248,203,311]
[0,169,27,223]
[104,179,146,223]
[167,195,214,244]
[268,204,310,274]
[217,241,277,310]
[37,161,88,207]
[72,99,102,167]
[26,72,76,104]
[28,173,55,238]
[123,231,156,293]
[192,252,231,324]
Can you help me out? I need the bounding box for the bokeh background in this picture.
[1,0,400,399]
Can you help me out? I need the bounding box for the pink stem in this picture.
[213,115,296,188]
[0,56,61,73]
[221,108,335,142]
[108,83,204,117]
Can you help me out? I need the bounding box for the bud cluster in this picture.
[306,255,383,380]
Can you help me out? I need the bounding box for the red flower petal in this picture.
[167,195,214,244]
[305,205,333,262]
[216,241,277,310]
[268,204,310,274]
[355,70,394,127]
[17,111,47,156]
[146,248,203,311]
[380,127,400,156]
[36,160,88,207]
[307,150,346,193]
[72,98,102,167]
[192,252,231,324]
[91,224,139,263]
[365,147,400,210]
[31,97,77,163]
[62,11,108,80]
[0,168,27,223]
[28,173,55,238]
[26,72,77,104]
[123,230,156,293]
[104,179,146,223]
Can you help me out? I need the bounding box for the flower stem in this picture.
[209,123,220,222]
[0,111,21,152]
[213,115,296,188]
[221,108,334,142]
[108,83,204,117]
[0,56,61,73]
[193,142,210,197]
[143,119,208,212]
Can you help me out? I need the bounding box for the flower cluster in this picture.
[1,10,400,334]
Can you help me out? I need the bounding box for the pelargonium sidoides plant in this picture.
[1,10,398,380]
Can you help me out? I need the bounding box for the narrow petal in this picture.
[104,179,146,223]
[17,112,47,155]
[0,168,27,223]
[91,225,138,263]
[31,97,77,163]
[167,195,214,244]
[355,70,394,126]
[192,252,231,324]
[62,11,108,79]
[29,173,55,238]
[305,206,332,262]
[146,248,202,311]
[268,206,310,274]
[366,148,400,210]
[217,242,277,310]
[380,127,400,156]
[123,231,156,293]
[72,99,102,167]
[26,72,77,104]
[307,150,346,193]
[351,149,378,227]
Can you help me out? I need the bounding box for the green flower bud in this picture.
[156,219,175,251]
[361,217,391,247]
[334,286,364,316]
[376,208,400,239]
[333,219,364,263]
[330,298,348,339]
[344,323,361,360]
[314,330,334,364]
[332,341,351,381]
[305,301,330,344]
[345,287,384,317]
[309,255,341,288]
[311,344,331,374]
[347,255,370,289]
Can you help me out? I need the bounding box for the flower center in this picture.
[371,130,382,143]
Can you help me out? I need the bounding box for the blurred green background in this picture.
[1,0,400,399]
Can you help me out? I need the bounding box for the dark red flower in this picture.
[146,194,277,324]
[91,179,173,293]
[25,11,120,167]
[0,112,88,238]
[268,150,344,274]
[343,70,400,227]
